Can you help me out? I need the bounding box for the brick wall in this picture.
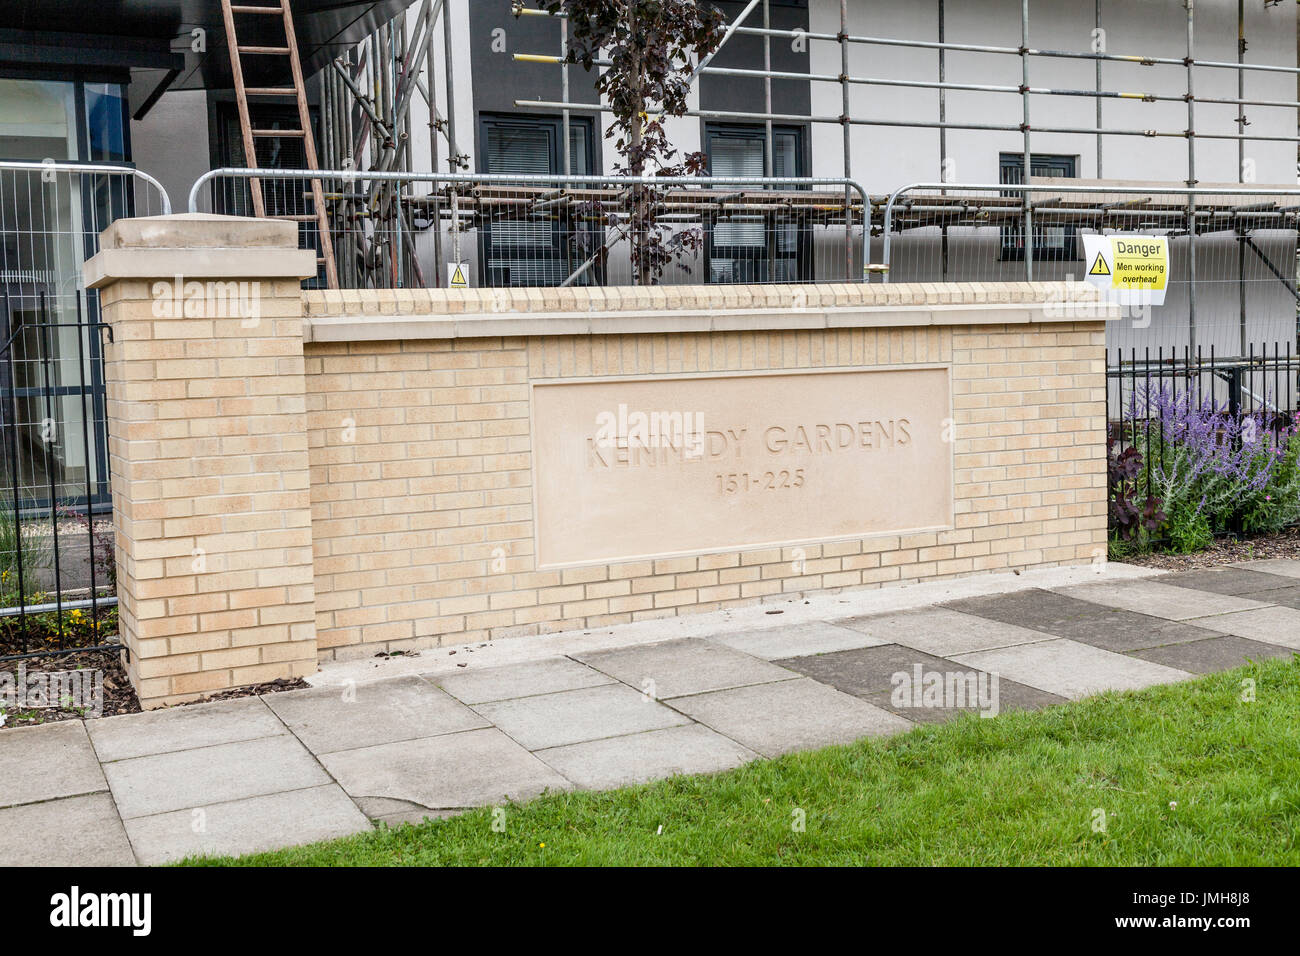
[302,284,1109,662]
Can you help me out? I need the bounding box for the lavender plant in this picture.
[1128,384,1300,551]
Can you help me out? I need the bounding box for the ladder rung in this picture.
[238,45,291,55]
[252,128,305,137]
[245,87,297,96]
[231,4,285,13]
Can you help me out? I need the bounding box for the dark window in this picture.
[1000,152,1078,261]
[704,123,809,282]
[477,113,595,286]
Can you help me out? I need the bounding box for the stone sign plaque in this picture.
[531,367,953,567]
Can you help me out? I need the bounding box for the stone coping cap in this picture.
[302,282,1118,342]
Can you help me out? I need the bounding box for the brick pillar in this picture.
[85,214,319,708]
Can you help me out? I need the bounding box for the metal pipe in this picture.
[1095,0,1102,176]
[1187,0,1197,352]
[442,0,461,263]
[1021,0,1033,281]
[763,0,773,179]
[841,0,852,278]
[688,0,763,86]
[511,99,1300,143]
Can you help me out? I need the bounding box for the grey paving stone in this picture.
[952,638,1194,700]
[86,697,286,762]
[1236,585,1300,610]
[434,657,613,704]
[572,637,796,699]
[103,734,331,819]
[778,644,1062,722]
[0,720,106,808]
[670,678,914,758]
[1229,558,1300,578]
[836,606,1053,656]
[860,680,1066,725]
[536,724,759,790]
[0,793,136,866]
[1055,579,1271,621]
[1159,567,1299,596]
[1130,635,1296,675]
[124,784,369,865]
[1187,606,1300,648]
[353,796,462,827]
[263,676,487,754]
[945,588,1222,652]
[320,727,571,809]
[474,683,691,750]
[709,621,889,660]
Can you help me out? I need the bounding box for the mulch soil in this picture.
[1116,527,1300,572]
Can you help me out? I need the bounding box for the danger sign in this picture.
[446,262,469,289]
[1081,235,1168,306]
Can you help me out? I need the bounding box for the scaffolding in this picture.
[215,0,1300,322]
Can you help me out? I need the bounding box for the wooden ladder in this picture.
[219,0,339,289]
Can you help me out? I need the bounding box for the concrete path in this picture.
[4,560,1299,866]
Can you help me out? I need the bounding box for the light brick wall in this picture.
[90,216,319,707]
[302,285,1109,661]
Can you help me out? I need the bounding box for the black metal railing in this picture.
[0,289,117,663]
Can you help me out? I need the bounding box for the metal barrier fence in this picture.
[878,182,1300,358]
[188,168,869,289]
[0,161,169,658]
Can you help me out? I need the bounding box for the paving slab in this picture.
[124,784,369,865]
[1235,585,1300,610]
[0,721,107,808]
[952,638,1194,700]
[670,678,913,758]
[86,697,286,762]
[263,676,487,755]
[572,638,796,699]
[473,683,691,751]
[778,644,1062,722]
[1185,606,1300,648]
[836,606,1053,656]
[1129,635,1296,674]
[708,621,888,660]
[320,727,571,809]
[1229,558,1300,578]
[1158,567,1300,596]
[536,724,759,791]
[434,657,613,705]
[1055,579,1271,621]
[353,796,462,827]
[103,734,332,819]
[0,793,136,866]
[944,588,1223,652]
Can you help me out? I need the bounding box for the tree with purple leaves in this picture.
[523,1,725,284]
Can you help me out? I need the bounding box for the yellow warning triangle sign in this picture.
[1089,251,1111,276]
[450,263,467,288]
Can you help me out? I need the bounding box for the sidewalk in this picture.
[5,559,1300,866]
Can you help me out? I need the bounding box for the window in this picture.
[478,113,595,286]
[704,124,808,282]
[999,152,1078,261]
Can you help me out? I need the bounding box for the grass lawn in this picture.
[188,656,1300,866]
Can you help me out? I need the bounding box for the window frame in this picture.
[702,122,810,283]
[998,152,1079,262]
[475,112,597,287]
